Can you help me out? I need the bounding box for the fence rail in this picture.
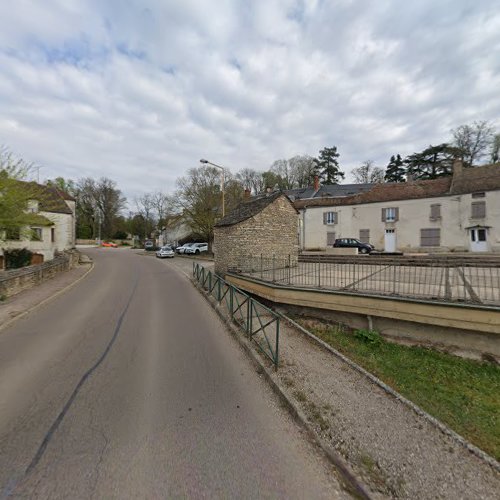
[193,263,280,368]
[228,255,500,307]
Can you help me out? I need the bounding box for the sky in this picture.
[1,0,499,202]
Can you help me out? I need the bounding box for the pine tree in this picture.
[404,144,460,180]
[314,146,344,184]
[384,154,406,182]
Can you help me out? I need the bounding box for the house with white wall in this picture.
[294,161,500,253]
[0,182,76,263]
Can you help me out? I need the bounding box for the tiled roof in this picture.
[285,183,374,200]
[19,182,73,214]
[215,191,295,227]
[293,163,500,209]
[450,163,500,194]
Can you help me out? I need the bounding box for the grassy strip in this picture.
[297,319,500,461]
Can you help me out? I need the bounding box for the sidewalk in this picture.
[0,263,92,331]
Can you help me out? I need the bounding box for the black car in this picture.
[333,238,374,254]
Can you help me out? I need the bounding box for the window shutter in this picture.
[420,228,441,246]
[430,204,441,219]
[395,207,399,221]
[471,201,486,218]
[333,211,338,224]
[323,212,327,225]
[381,209,386,222]
[359,229,370,243]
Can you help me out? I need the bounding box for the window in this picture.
[430,204,441,220]
[359,229,370,243]
[326,232,336,246]
[471,201,486,218]
[31,227,43,241]
[420,228,441,247]
[51,228,55,243]
[382,207,399,222]
[471,229,487,242]
[323,211,337,225]
[27,200,39,213]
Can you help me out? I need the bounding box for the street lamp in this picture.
[200,158,226,217]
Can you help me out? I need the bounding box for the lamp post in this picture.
[199,159,226,217]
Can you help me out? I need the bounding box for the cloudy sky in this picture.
[1,0,499,201]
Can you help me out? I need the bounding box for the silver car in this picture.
[156,246,175,258]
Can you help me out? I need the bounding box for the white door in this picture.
[469,228,488,252]
[385,229,396,252]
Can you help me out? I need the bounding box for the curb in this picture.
[279,313,500,474]
[0,262,94,334]
[191,279,373,499]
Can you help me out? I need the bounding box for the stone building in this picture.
[214,191,298,275]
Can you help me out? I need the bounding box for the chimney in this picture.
[313,175,320,192]
[453,158,463,177]
[244,188,251,199]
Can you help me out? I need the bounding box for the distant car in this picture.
[102,241,118,248]
[144,240,156,251]
[184,243,208,255]
[176,243,194,254]
[156,246,174,258]
[333,238,374,254]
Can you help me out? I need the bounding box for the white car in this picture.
[176,243,194,254]
[184,243,208,255]
[156,246,175,258]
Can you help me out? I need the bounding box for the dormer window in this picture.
[27,199,39,213]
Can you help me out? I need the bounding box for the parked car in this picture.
[102,241,118,248]
[156,246,175,258]
[176,243,194,254]
[184,243,208,255]
[144,240,156,251]
[333,238,374,254]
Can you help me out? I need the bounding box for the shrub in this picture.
[4,248,33,269]
[354,328,383,344]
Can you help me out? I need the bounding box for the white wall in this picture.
[300,189,500,253]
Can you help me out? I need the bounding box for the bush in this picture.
[354,328,383,344]
[4,248,33,269]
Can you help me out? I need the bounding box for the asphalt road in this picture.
[0,249,346,499]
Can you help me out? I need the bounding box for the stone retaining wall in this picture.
[0,250,80,299]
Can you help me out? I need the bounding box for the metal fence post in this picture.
[248,299,253,336]
[275,317,280,369]
[288,254,291,285]
[229,286,234,319]
[261,253,263,280]
[272,254,276,282]
[318,255,321,288]
[217,277,221,302]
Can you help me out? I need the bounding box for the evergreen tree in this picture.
[314,146,344,184]
[384,154,406,182]
[404,144,460,180]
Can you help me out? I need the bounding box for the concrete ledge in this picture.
[225,274,500,358]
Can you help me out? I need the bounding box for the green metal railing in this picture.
[193,263,280,368]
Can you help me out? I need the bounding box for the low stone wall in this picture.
[0,250,80,299]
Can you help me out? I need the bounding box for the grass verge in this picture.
[297,318,500,461]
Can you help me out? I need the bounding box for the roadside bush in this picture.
[4,248,33,269]
[354,328,383,344]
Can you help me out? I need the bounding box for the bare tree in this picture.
[451,120,494,166]
[351,160,384,184]
[134,193,156,239]
[270,159,296,189]
[289,155,316,188]
[150,191,174,229]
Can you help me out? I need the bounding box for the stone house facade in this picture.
[214,192,299,275]
[295,161,500,253]
[1,183,76,265]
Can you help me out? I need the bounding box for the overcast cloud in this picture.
[1,0,499,200]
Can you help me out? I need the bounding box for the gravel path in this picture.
[272,318,500,499]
